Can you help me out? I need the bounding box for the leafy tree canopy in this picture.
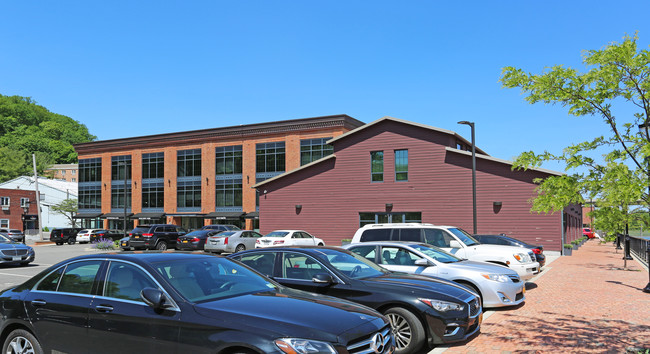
[500,34,650,234]
[0,95,95,181]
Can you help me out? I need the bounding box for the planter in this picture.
[563,244,573,256]
[573,244,579,250]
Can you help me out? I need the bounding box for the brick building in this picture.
[44,164,79,182]
[73,115,364,231]
[0,188,37,232]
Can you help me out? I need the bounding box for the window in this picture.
[178,180,201,208]
[348,245,377,263]
[282,253,325,280]
[104,262,157,302]
[0,197,9,207]
[359,212,421,227]
[111,156,131,181]
[399,228,421,242]
[379,247,421,266]
[142,181,164,209]
[79,184,101,210]
[71,178,76,182]
[142,152,164,179]
[300,138,333,165]
[177,149,202,177]
[216,146,243,210]
[79,158,102,183]
[395,149,408,182]
[57,260,103,295]
[424,229,453,248]
[20,198,29,208]
[216,179,242,208]
[216,146,242,175]
[370,151,383,182]
[0,219,8,228]
[61,170,66,175]
[238,253,276,277]
[256,142,285,174]
[111,184,132,209]
[71,170,76,175]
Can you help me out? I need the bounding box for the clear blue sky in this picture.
[2,1,649,171]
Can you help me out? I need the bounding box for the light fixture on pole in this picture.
[21,200,30,244]
[121,161,129,239]
[458,121,477,234]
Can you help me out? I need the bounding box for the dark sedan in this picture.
[473,234,546,268]
[0,234,34,266]
[0,229,25,243]
[0,252,394,354]
[230,246,482,353]
[176,229,222,251]
[88,229,124,243]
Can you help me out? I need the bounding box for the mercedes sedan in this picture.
[0,253,395,354]
[0,233,34,266]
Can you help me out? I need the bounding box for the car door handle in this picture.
[31,300,47,306]
[95,304,114,313]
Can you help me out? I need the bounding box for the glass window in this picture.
[216,178,242,208]
[79,184,101,210]
[282,253,326,280]
[111,183,132,209]
[379,247,421,266]
[177,149,202,177]
[423,229,454,248]
[142,152,164,179]
[256,142,285,173]
[0,197,9,206]
[79,158,101,183]
[300,138,333,165]
[360,229,393,242]
[399,228,422,242]
[57,261,103,295]
[348,245,377,263]
[370,151,383,182]
[37,267,64,291]
[111,155,132,181]
[104,262,158,302]
[216,146,242,175]
[0,219,8,228]
[142,181,164,209]
[395,149,408,182]
[239,252,276,277]
[177,180,201,208]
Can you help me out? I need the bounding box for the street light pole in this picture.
[122,161,129,238]
[458,121,477,234]
[21,201,30,244]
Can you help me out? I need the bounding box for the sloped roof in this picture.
[0,176,78,195]
[253,154,336,188]
[445,147,563,176]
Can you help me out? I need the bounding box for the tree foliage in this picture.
[500,34,650,234]
[50,198,78,228]
[0,95,96,181]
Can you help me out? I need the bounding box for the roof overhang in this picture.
[205,212,245,220]
[445,147,563,176]
[254,154,336,189]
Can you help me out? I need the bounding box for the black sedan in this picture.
[473,234,546,267]
[230,246,482,353]
[176,229,222,251]
[88,229,124,243]
[0,252,394,354]
[0,233,34,266]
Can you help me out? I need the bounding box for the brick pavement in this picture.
[438,240,650,354]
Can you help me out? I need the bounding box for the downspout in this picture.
[561,209,566,255]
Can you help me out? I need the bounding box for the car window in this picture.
[348,245,377,263]
[448,228,479,246]
[283,253,326,280]
[360,229,392,242]
[380,247,421,266]
[410,244,461,263]
[291,233,301,239]
[424,229,452,247]
[318,249,386,279]
[104,262,158,302]
[239,253,276,277]
[399,228,421,242]
[303,233,313,239]
[265,231,289,238]
[36,267,65,291]
[251,232,263,238]
[57,260,103,295]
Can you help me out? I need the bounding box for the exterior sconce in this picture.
[103,183,107,190]
[493,201,502,207]
[168,179,171,186]
[385,203,393,211]
[206,177,209,185]
[493,201,502,214]
[295,204,302,215]
[134,181,137,189]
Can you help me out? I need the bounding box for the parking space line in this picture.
[0,272,32,278]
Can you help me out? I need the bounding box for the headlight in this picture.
[419,298,465,312]
[275,338,336,354]
[513,253,531,263]
[481,273,510,282]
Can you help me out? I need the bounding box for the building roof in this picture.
[74,114,365,154]
[46,164,78,170]
[444,147,563,176]
[253,154,336,188]
[0,176,78,196]
[327,116,489,155]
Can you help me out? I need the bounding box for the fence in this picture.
[629,235,650,269]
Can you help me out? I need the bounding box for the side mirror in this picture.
[449,240,462,249]
[312,273,334,284]
[141,287,171,310]
[414,258,431,266]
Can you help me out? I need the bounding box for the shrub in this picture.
[93,237,117,250]
[571,240,580,245]
[563,244,573,249]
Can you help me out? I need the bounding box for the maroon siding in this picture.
[259,120,575,251]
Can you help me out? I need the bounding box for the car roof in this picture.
[66,252,221,265]
[236,245,343,253]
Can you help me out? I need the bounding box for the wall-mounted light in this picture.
[103,183,107,190]
[493,201,502,207]
[206,177,209,185]
[493,201,502,214]
[134,181,137,189]
[385,203,393,210]
[295,204,302,215]
[168,179,171,187]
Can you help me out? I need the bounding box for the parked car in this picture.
[176,229,221,251]
[205,230,264,254]
[75,229,105,243]
[88,229,124,243]
[200,224,241,232]
[119,236,131,251]
[0,233,35,266]
[0,229,25,243]
[230,246,482,353]
[344,241,525,308]
[49,227,83,245]
[351,223,540,280]
[255,230,325,248]
[473,234,546,268]
[128,224,187,251]
[0,253,394,354]
[583,228,596,239]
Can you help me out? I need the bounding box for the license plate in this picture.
[134,236,140,239]
[210,241,217,244]
[182,240,188,243]
[12,256,21,261]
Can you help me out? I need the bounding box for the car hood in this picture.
[361,273,473,301]
[445,260,518,275]
[193,288,386,341]
[0,242,31,250]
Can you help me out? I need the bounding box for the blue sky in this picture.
[2,1,649,171]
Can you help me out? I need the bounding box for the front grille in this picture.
[468,298,481,317]
[515,291,524,301]
[508,274,521,283]
[1,249,28,256]
[347,324,392,354]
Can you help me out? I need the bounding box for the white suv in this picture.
[351,223,540,280]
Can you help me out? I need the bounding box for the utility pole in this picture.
[32,154,43,240]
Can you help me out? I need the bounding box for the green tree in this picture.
[0,95,96,181]
[51,198,78,228]
[500,34,650,234]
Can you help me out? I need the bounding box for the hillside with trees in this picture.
[0,94,96,181]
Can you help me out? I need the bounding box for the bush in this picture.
[571,240,580,245]
[563,244,573,249]
[92,238,117,250]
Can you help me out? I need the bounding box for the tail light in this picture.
[256,239,260,244]
[98,233,105,237]
[224,237,228,245]
[143,233,154,237]
[532,248,541,254]
[273,240,285,245]
[129,233,133,236]
[192,237,200,242]
[177,238,181,243]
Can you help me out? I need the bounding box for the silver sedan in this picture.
[204,230,263,254]
[344,241,525,308]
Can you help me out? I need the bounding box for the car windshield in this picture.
[186,230,212,237]
[153,257,278,303]
[264,231,289,238]
[0,234,13,243]
[79,230,89,233]
[410,244,461,263]
[316,249,388,279]
[448,228,479,246]
[9,229,21,233]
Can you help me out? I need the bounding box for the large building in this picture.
[73,115,364,231]
[44,164,79,182]
[254,117,582,252]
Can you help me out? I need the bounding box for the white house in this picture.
[0,176,78,231]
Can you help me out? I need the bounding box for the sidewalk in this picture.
[438,240,650,353]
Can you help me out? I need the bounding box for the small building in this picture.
[0,177,78,231]
[0,188,37,232]
[254,117,582,252]
[44,164,79,182]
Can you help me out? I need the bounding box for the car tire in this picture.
[317,243,324,246]
[383,307,425,354]
[67,238,75,245]
[235,244,246,253]
[155,241,168,251]
[3,328,43,354]
[55,242,63,246]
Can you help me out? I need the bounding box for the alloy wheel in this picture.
[387,312,412,350]
[7,336,35,354]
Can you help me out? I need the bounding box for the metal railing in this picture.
[629,235,650,269]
